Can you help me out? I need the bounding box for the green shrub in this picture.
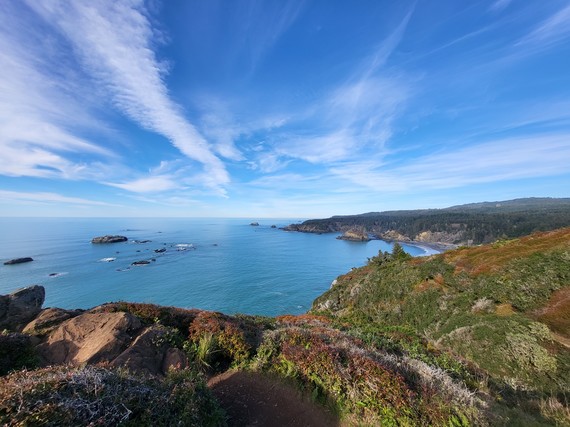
[0,332,38,376]
[0,365,226,426]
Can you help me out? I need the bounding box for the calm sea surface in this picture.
[0,218,438,316]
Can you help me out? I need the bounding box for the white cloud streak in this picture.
[105,175,180,193]
[267,7,414,166]
[26,0,229,188]
[0,3,115,179]
[516,4,570,48]
[0,190,114,206]
[331,134,570,191]
[489,0,512,13]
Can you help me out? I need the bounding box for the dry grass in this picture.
[533,287,570,337]
[495,303,515,317]
[443,228,570,275]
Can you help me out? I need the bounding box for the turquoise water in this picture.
[0,218,437,316]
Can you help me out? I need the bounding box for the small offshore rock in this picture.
[131,260,151,266]
[271,225,277,228]
[154,248,166,253]
[3,257,33,265]
[337,229,371,242]
[250,222,259,226]
[91,235,128,244]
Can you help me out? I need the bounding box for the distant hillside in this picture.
[311,227,570,424]
[284,197,570,245]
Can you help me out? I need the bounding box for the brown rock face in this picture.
[23,307,83,335]
[162,348,189,373]
[0,285,45,332]
[111,325,189,375]
[38,312,142,366]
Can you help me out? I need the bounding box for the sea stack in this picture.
[3,257,34,265]
[91,235,128,244]
[337,229,370,242]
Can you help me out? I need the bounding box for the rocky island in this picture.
[336,229,370,241]
[91,235,128,244]
[3,257,34,265]
[1,227,569,426]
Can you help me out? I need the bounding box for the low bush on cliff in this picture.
[0,332,38,376]
[0,365,226,426]
[187,311,265,371]
[250,318,483,426]
[99,302,200,331]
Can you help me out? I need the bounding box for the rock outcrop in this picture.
[414,230,462,244]
[3,257,34,265]
[111,325,189,375]
[336,229,370,242]
[0,285,45,331]
[37,312,142,366]
[23,307,83,335]
[379,230,410,242]
[91,235,128,244]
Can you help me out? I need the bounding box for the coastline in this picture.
[401,240,458,254]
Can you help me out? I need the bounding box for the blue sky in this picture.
[1,0,569,218]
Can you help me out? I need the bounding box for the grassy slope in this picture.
[311,228,570,425]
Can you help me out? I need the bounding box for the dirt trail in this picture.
[208,371,340,427]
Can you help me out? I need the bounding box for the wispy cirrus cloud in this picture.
[330,133,570,191]
[105,175,180,193]
[263,7,414,167]
[26,0,229,188]
[515,4,570,49]
[0,3,115,179]
[0,190,115,207]
[489,0,513,13]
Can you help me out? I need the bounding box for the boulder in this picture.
[162,347,189,373]
[0,285,45,332]
[111,325,188,375]
[250,222,259,226]
[37,312,142,366]
[91,235,128,244]
[23,307,83,336]
[3,257,33,265]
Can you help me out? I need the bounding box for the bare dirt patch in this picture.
[208,370,340,427]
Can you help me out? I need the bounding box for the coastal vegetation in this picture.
[1,226,569,425]
[285,197,570,245]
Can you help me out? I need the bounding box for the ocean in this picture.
[0,218,438,316]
